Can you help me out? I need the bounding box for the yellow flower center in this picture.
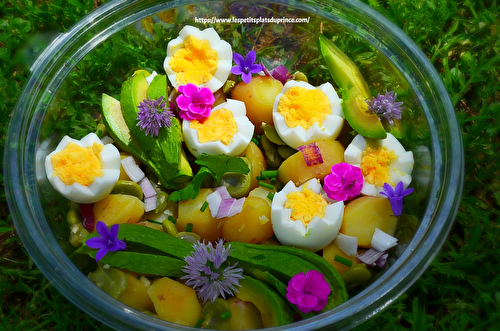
[277,86,330,129]
[190,108,237,145]
[285,186,327,226]
[360,145,396,187]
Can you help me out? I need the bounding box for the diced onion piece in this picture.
[144,195,157,212]
[146,71,158,85]
[375,252,389,268]
[139,177,156,198]
[228,197,245,217]
[206,190,223,218]
[215,185,232,200]
[357,248,386,266]
[371,228,398,251]
[297,142,323,166]
[100,135,114,145]
[121,156,145,183]
[335,233,358,256]
[217,198,235,219]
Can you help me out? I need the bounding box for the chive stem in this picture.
[251,137,259,145]
[267,192,274,201]
[260,170,278,178]
[221,311,232,320]
[195,318,204,328]
[168,216,176,224]
[334,254,353,267]
[200,201,209,212]
[258,181,275,190]
[186,223,194,232]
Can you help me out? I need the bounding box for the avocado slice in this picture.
[318,34,387,139]
[146,74,168,100]
[235,276,294,327]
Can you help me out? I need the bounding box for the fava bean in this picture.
[88,265,128,299]
[277,145,297,160]
[162,219,179,237]
[260,135,282,169]
[111,180,144,200]
[341,263,372,291]
[292,71,308,83]
[69,223,90,248]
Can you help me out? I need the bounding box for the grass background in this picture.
[1,0,499,330]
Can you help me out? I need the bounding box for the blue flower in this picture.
[231,50,263,84]
[85,221,126,261]
[181,239,243,304]
[366,90,404,126]
[136,96,174,137]
[379,181,414,216]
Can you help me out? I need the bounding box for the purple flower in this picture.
[85,221,126,261]
[181,239,243,304]
[231,50,263,84]
[176,83,215,121]
[323,162,363,201]
[379,181,414,216]
[136,96,174,137]
[366,90,404,126]
[286,270,331,313]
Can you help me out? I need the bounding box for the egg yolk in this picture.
[169,35,218,86]
[277,86,331,129]
[284,187,327,226]
[190,108,237,145]
[51,142,104,186]
[360,145,397,187]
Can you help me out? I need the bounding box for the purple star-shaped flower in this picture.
[85,221,126,261]
[323,162,363,201]
[176,83,215,121]
[379,181,414,216]
[231,50,263,84]
[286,270,331,314]
[136,96,174,137]
[366,90,404,126]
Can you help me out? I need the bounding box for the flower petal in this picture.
[244,50,257,66]
[231,66,244,75]
[297,294,318,312]
[232,52,245,67]
[95,247,110,261]
[85,236,107,249]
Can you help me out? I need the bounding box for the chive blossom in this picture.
[136,96,174,137]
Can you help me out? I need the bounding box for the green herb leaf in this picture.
[195,154,250,184]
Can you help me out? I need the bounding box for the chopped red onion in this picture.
[121,156,145,183]
[371,228,398,252]
[80,204,95,232]
[228,197,245,218]
[214,185,232,200]
[139,177,156,198]
[271,65,292,85]
[144,195,157,212]
[375,252,389,268]
[206,190,223,218]
[217,198,236,219]
[297,142,324,166]
[357,248,386,267]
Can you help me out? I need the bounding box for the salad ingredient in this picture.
[239,141,267,191]
[357,248,388,268]
[367,90,404,127]
[218,157,253,198]
[341,263,372,291]
[147,276,203,327]
[371,228,398,251]
[344,133,414,196]
[234,276,294,327]
[277,138,344,186]
[297,142,324,166]
[67,208,90,247]
[176,83,215,121]
[226,297,264,330]
[120,156,145,183]
[262,63,293,85]
[177,188,222,242]
[183,99,255,157]
[318,34,387,139]
[111,180,143,200]
[286,270,331,314]
[380,181,415,216]
[88,265,128,299]
[164,25,232,92]
[260,134,283,168]
[231,75,284,129]
[334,233,359,257]
[136,96,174,138]
[271,179,344,252]
[145,73,167,99]
[323,162,363,201]
[80,203,95,232]
[118,273,155,312]
[92,194,145,228]
[85,221,127,261]
[231,50,263,84]
[199,298,232,329]
[340,196,397,247]
[273,80,343,149]
[220,196,273,244]
[45,133,121,204]
[322,241,359,274]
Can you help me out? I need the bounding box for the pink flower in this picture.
[286,270,331,313]
[176,83,215,121]
[323,162,363,201]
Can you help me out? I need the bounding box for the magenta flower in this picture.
[366,90,404,126]
[286,270,331,313]
[176,83,215,121]
[85,221,126,261]
[379,181,414,216]
[231,50,263,84]
[323,162,363,201]
[136,96,174,137]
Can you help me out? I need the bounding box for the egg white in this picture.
[344,133,414,196]
[272,80,343,149]
[163,25,232,93]
[45,132,121,204]
[271,178,344,252]
[182,99,255,157]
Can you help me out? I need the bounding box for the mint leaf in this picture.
[196,154,250,184]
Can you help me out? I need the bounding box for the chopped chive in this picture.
[186,223,194,232]
[258,181,275,190]
[256,175,265,180]
[334,254,353,267]
[260,170,278,178]
[267,192,274,201]
[146,218,162,225]
[168,216,176,224]
[195,318,204,328]
[221,311,232,320]
[251,137,259,145]
[270,178,277,185]
[200,201,209,212]
[277,181,285,191]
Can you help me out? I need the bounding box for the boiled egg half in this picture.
[164,25,232,92]
[344,133,414,196]
[45,132,121,204]
[182,99,255,157]
[271,178,344,252]
[272,80,343,149]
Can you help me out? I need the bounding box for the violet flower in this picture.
[323,162,363,201]
[379,181,414,216]
[181,239,244,304]
[286,270,331,314]
[176,83,215,121]
[136,96,174,137]
[366,90,404,126]
[231,50,263,84]
[85,221,126,261]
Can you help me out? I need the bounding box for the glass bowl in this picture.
[4,0,463,330]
